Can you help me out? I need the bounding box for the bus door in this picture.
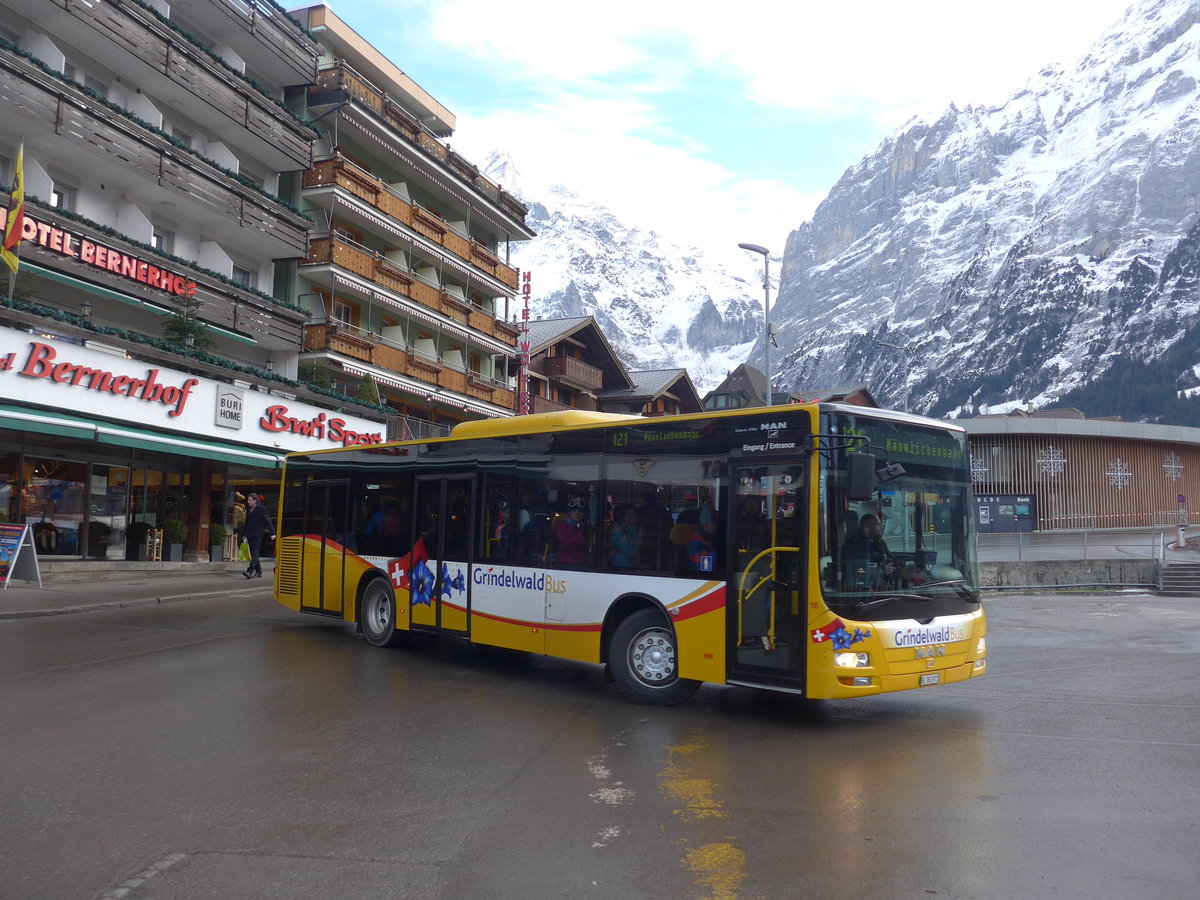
[728,463,808,689]
[300,479,350,616]
[411,475,473,635]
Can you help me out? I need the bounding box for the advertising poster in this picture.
[0,523,42,588]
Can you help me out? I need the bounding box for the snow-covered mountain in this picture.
[771,0,1200,422]
[484,152,765,392]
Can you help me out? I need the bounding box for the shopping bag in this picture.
[237,539,250,562]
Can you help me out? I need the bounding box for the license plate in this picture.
[919,673,941,686]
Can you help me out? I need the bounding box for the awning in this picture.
[0,403,284,468]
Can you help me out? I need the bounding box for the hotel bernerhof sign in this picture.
[0,329,385,453]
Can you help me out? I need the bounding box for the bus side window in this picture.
[515,479,550,564]
[480,474,514,561]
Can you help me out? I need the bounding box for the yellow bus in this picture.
[274,403,985,704]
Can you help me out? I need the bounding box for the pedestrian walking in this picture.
[242,493,275,579]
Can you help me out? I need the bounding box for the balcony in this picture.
[15,1,316,170]
[0,52,311,260]
[303,236,519,345]
[13,201,306,347]
[303,157,519,289]
[312,62,530,228]
[303,321,516,411]
[173,0,320,87]
[543,355,604,391]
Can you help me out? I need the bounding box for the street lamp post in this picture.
[874,338,917,413]
[738,242,772,406]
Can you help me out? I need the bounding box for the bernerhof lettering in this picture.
[16,341,198,417]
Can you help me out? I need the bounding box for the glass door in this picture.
[411,475,473,635]
[86,464,129,559]
[300,480,350,616]
[728,462,808,687]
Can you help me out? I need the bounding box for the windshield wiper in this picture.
[919,579,980,603]
[854,593,932,612]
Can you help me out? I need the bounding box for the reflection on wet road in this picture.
[0,592,1196,899]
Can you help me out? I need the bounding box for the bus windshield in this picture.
[819,411,979,621]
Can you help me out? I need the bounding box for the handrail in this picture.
[736,545,800,650]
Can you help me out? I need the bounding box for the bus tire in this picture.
[610,609,700,705]
[360,579,408,648]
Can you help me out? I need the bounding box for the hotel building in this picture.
[291,3,533,438]
[0,1,386,566]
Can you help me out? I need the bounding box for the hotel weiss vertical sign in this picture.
[0,332,385,452]
[518,270,531,415]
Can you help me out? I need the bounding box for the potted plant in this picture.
[126,521,152,561]
[208,522,228,562]
[162,517,188,562]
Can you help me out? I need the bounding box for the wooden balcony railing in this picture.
[543,355,604,391]
[303,156,520,289]
[53,0,314,168]
[194,0,319,85]
[312,62,530,226]
[0,58,310,258]
[304,322,516,411]
[303,236,519,345]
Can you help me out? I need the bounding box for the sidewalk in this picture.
[0,568,274,620]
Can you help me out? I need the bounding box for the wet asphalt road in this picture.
[1,590,1197,900]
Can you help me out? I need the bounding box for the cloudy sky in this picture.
[320,0,1133,262]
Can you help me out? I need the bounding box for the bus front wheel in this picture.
[610,609,700,705]
[360,579,408,648]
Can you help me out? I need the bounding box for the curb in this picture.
[0,586,272,621]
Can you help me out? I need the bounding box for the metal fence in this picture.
[978,529,1174,563]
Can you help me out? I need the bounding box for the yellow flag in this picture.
[2,142,25,275]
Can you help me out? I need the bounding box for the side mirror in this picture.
[847,452,876,501]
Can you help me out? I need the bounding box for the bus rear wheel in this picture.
[610,609,699,705]
[360,579,408,648]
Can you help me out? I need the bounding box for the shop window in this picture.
[22,457,88,556]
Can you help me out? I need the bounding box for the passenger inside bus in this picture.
[554,495,592,564]
[609,504,640,568]
[638,492,673,569]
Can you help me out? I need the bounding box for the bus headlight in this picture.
[835,651,870,668]
[976,637,986,656]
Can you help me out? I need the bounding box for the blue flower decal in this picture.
[438,564,466,597]
[831,628,853,650]
[411,559,435,606]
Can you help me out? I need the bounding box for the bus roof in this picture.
[451,410,640,439]
[285,402,965,461]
